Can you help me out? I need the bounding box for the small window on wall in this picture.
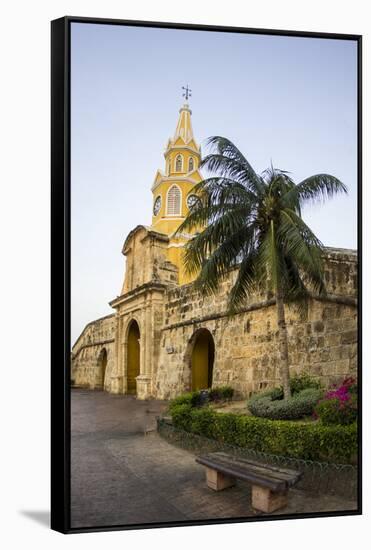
[175,154,183,172]
[188,157,194,172]
[167,185,181,216]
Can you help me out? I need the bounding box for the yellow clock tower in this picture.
[151,101,203,284]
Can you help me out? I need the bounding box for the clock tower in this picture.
[150,101,203,284]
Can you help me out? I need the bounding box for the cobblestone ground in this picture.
[71,389,357,529]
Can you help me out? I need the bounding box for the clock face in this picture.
[187,194,200,210]
[153,196,162,216]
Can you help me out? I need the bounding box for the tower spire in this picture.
[172,85,195,143]
[174,105,193,143]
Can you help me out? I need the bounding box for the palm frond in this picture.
[228,249,261,311]
[177,202,250,234]
[202,136,264,195]
[282,256,310,312]
[277,209,326,296]
[183,219,255,278]
[176,136,344,313]
[188,224,258,296]
[176,178,257,235]
[282,174,347,209]
[178,199,253,243]
[192,177,259,205]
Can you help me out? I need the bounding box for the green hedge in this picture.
[169,391,203,412]
[170,403,193,431]
[247,388,323,420]
[170,405,357,464]
[168,386,234,413]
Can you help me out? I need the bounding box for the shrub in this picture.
[170,406,357,464]
[168,391,203,412]
[209,386,234,402]
[247,388,323,420]
[169,403,193,430]
[289,373,322,394]
[262,373,322,402]
[269,386,284,401]
[170,387,234,412]
[189,407,216,438]
[314,377,358,426]
[189,391,204,407]
[315,398,357,426]
[220,386,234,400]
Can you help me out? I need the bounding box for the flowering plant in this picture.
[314,377,358,425]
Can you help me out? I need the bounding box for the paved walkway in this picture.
[71,389,356,529]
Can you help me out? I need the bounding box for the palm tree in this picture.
[177,137,347,399]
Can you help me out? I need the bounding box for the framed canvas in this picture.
[51,16,362,534]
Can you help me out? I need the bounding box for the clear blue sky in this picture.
[71,22,358,345]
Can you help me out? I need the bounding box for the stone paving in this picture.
[71,389,357,529]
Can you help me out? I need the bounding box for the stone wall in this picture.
[71,314,116,391]
[121,225,178,294]
[154,248,357,399]
[71,247,357,400]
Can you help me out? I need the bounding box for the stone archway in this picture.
[188,328,215,391]
[127,320,140,394]
[97,348,108,390]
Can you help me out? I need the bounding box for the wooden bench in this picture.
[196,452,302,513]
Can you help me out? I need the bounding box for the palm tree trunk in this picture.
[276,288,291,400]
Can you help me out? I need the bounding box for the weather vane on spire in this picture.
[182,85,192,101]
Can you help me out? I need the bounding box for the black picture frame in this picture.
[51,16,362,534]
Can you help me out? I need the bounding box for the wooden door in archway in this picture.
[191,330,214,391]
[127,321,140,394]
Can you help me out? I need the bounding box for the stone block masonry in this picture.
[72,247,357,400]
[71,314,116,391]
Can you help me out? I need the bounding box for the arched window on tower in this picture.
[188,157,194,172]
[167,185,181,216]
[175,154,183,172]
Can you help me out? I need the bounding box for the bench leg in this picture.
[205,467,236,491]
[251,485,288,513]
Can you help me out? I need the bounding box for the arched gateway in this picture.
[127,320,140,394]
[190,329,215,391]
[97,348,107,389]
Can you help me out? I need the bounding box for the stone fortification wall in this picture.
[154,248,357,399]
[71,248,357,400]
[71,314,116,391]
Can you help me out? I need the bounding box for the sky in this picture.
[71,22,358,345]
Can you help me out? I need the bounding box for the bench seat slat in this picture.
[197,457,285,491]
[200,452,301,480]
[196,452,302,491]
[212,453,301,484]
